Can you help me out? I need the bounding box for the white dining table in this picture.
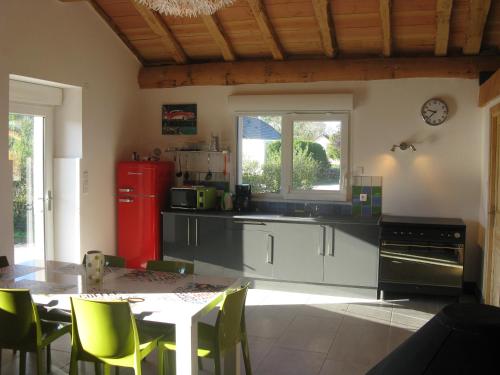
[0,260,242,375]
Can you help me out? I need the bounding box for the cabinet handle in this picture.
[266,234,274,264]
[118,188,133,193]
[195,218,199,247]
[328,227,335,256]
[233,220,266,225]
[187,218,191,246]
[319,226,325,256]
[118,198,133,203]
[127,172,143,175]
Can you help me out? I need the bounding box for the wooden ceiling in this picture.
[60,0,500,87]
[69,0,499,63]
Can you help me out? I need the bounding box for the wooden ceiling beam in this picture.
[435,0,453,56]
[463,0,492,55]
[139,56,500,88]
[312,0,337,58]
[379,0,392,57]
[479,69,500,106]
[130,1,188,64]
[246,0,285,60]
[202,15,236,62]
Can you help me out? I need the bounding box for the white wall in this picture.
[135,78,483,282]
[54,87,83,158]
[0,0,141,262]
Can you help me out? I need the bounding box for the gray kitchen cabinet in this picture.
[323,224,379,287]
[225,220,274,278]
[270,222,324,283]
[193,217,229,276]
[162,213,194,262]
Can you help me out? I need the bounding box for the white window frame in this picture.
[237,112,350,202]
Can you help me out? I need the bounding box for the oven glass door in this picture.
[380,241,464,288]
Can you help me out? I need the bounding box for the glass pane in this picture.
[240,115,282,194]
[292,120,342,191]
[9,113,45,263]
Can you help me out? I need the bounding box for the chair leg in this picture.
[103,364,111,375]
[167,350,176,375]
[69,351,78,375]
[46,344,52,374]
[36,350,44,375]
[198,357,203,371]
[94,362,102,375]
[115,367,120,375]
[241,336,252,375]
[19,351,26,375]
[157,347,164,375]
[213,351,221,375]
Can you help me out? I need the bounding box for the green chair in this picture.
[0,256,9,268]
[69,297,163,375]
[0,288,71,375]
[82,254,126,268]
[158,286,252,375]
[146,260,194,275]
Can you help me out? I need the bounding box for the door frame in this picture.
[9,102,54,262]
[485,103,500,305]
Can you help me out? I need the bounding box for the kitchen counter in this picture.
[162,209,380,226]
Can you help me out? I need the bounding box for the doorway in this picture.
[486,103,500,306]
[8,103,54,264]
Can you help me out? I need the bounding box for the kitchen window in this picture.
[237,113,349,201]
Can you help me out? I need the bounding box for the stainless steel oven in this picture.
[379,215,466,298]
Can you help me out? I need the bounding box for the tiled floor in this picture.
[0,289,457,375]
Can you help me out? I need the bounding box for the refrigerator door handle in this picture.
[118,188,134,193]
[187,218,191,247]
[119,198,134,203]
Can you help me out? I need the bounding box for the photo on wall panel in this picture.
[162,104,197,135]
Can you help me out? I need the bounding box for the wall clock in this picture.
[421,98,448,126]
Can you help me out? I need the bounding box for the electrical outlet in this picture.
[360,193,368,202]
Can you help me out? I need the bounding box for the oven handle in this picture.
[381,241,463,251]
[380,253,463,269]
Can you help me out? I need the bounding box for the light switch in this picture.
[360,193,368,202]
[82,170,89,195]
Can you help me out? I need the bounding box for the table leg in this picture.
[176,318,198,375]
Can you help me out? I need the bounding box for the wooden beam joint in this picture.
[479,69,500,107]
[131,1,188,64]
[463,0,492,55]
[247,0,285,60]
[202,15,236,62]
[379,0,392,57]
[312,0,337,58]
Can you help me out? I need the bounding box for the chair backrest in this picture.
[70,298,138,360]
[215,285,249,352]
[82,254,126,268]
[0,289,41,349]
[146,260,194,274]
[0,256,9,268]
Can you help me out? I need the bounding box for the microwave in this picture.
[170,186,217,210]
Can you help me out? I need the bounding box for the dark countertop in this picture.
[162,210,381,226]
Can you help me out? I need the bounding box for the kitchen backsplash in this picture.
[351,176,382,217]
[249,176,382,218]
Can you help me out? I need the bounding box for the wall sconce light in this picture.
[390,142,416,152]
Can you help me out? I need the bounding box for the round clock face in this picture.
[421,98,448,126]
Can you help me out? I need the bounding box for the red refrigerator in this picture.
[116,161,174,269]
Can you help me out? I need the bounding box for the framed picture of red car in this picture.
[162,104,197,135]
